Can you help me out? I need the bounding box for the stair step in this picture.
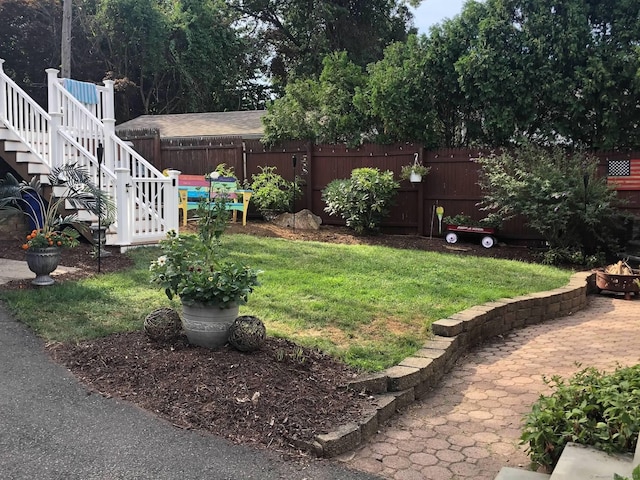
[27,162,51,175]
[2,139,31,151]
[495,467,550,480]
[550,443,634,480]
[14,151,37,163]
[0,128,20,141]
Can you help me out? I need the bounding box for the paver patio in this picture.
[338,295,640,480]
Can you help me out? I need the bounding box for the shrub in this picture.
[477,143,624,263]
[322,167,399,234]
[614,464,640,480]
[250,166,302,219]
[521,365,640,470]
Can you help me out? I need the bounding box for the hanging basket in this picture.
[409,172,422,183]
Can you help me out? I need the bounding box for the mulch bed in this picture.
[47,333,375,457]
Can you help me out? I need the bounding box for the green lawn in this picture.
[0,234,571,371]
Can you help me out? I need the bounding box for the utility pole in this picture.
[61,0,72,77]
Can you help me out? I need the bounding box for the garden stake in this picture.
[97,142,104,273]
[430,203,435,239]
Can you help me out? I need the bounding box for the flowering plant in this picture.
[0,164,113,251]
[22,227,80,250]
[149,182,260,308]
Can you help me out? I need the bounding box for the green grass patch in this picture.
[0,234,571,371]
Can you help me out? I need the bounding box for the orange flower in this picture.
[21,244,29,250]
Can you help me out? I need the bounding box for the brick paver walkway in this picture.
[338,295,640,480]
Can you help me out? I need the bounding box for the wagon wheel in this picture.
[445,232,458,244]
[481,235,496,248]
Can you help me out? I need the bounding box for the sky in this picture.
[410,0,467,34]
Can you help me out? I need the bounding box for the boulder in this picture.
[272,209,322,230]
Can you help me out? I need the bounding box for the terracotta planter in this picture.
[181,302,240,349]
[25,247,61,286]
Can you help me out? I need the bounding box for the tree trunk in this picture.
[61,0,72,77]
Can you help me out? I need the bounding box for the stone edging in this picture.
[303,271,596,458]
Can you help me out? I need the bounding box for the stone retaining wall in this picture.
[306,271,596,457]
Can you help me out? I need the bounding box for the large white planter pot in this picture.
[409,172,422,183]
[181,302,239,349]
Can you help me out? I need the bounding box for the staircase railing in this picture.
[51,72,179,245]
[0,59,51,165]
[0,59,178,246]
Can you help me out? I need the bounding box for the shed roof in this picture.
[115,110,266,139]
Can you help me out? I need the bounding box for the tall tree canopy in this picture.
[227,0,416,85]
[265,0,640,149]
[455,0,640,149]
[1,0,419,121]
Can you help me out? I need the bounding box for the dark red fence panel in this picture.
[118,133,640,241]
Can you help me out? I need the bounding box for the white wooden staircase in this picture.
[0,59,179,248]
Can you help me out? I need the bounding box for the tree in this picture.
[227,0,417,84]
[454,0,640,148]
[166,0,256,112]
[77,0,261,119]
[0,0,62,103]
[61,0,72,77]
[262,52,368,145]
[358,35,439,145]
[87,0,174,116]
[425,3,487,147]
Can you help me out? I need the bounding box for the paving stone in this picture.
[408,452,438,466]
[381,454,411,470]
[419,465,454,480]
[393,468,425,480]
[435,449,465,462]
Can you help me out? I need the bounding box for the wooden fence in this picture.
[117,129,640,242]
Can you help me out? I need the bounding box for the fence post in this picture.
[115,167,132,246]
[305,141,314,211]
[0,59,6,123]
[45,68,62,169]
[418,145,426,236]
[102,79,116,172]
[165,169,180,232]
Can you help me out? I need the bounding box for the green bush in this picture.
[521,365,640,470]
[322,167,399,234]
[614,464,640,480]
[477,143,624,263]
[250,166,302,219]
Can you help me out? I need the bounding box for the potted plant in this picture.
[250,166,302,220]
[0,164,111,285]
[400,154,430,183]
[149,186,261,349]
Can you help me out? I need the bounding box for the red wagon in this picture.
[444,224,498,249]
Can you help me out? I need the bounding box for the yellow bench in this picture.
[178,175,252,227]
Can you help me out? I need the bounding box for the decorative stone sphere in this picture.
[144,307,181,341]
[228,316,266,352]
